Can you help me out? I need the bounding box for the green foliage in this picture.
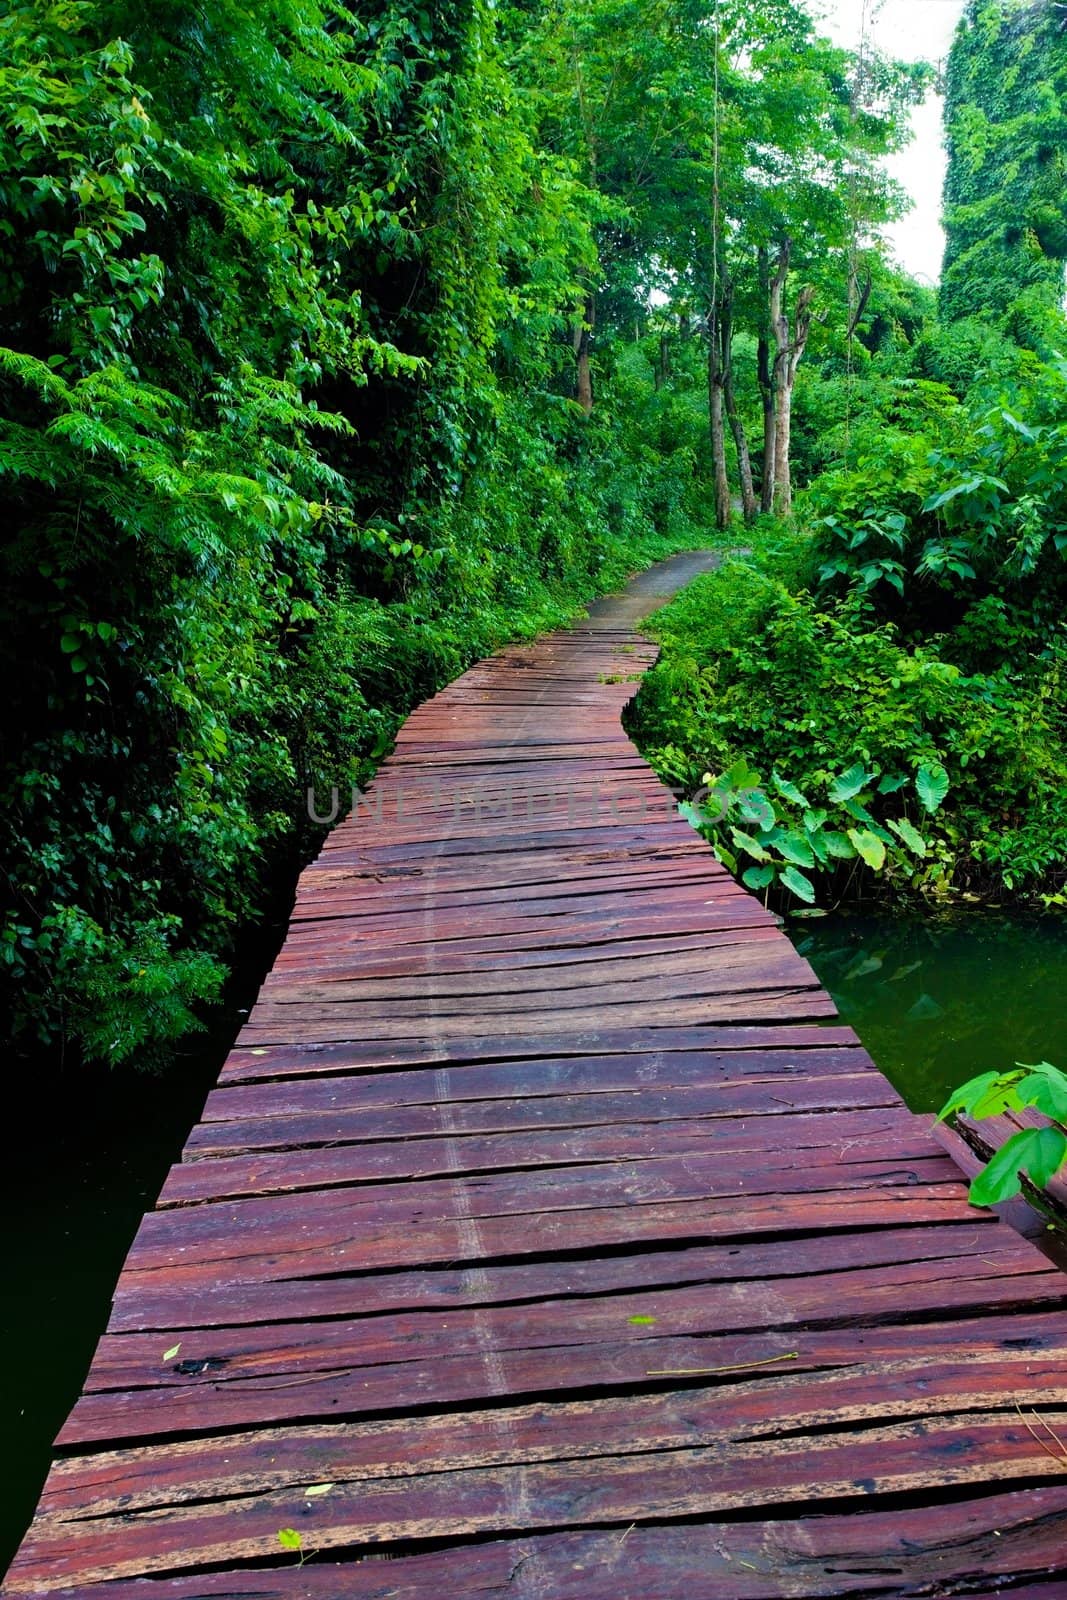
[940,0,1067,339]
[631,533,1067,905]
[807,349,1067,637]
[0,0,712,1068]
[938,1061,1067,1207]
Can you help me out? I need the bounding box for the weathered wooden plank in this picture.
[261,942,807,1002]
[265,927,785,984]
[51,1334,1067,1505]
[40,1488,1067,1599]
[201,1045,878,1121]
[119,1151,966,1286]
[219,1023,863,1080]
[69,1266,1067,1442]
[169,1105,922,1192]
[104,1218,1007,1332]
[163,1107,934,1200]
[234,991,835,1049]
[19,1409,1067,1587]
[106,1190,974,1321]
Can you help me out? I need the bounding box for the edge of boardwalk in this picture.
[5,552,1067,1597]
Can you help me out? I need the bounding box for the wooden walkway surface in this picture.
[6,552,1067,1596]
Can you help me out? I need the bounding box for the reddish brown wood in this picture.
[6,552,1065,1595]
[35,1489,1067,1599]
[103,1218,1006,1332]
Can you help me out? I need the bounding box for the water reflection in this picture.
[793,913,1067,1113]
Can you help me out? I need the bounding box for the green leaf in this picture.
[823,831,856,860]
[714,843,738,873]
[1000,409,1037,442]
[730,828,772,863]
[969,1127,1067,1208]
[938,1071,1000,1121]
[969,1074,1027,1120]
[1020,1125,1067,1187]
[304,1482,334,1496]
[779,865,816,904]
[847,828,886,870]
[722,758,762,792]
[162,1344,181,1362]
[771,770,809,808]
[827,763,871,803]
[735,788,776,830]
[916,763,950,814]
[677,801,706,830]
[1018,1068,1067,1121]
[742,864,775,890]
[277,1528,303,1551]
[774,830,816,868]
[887,817,927,857]
[628,1314,657,1325]
[878,773,909,794]
[841,796,879,828]
[805,828,830,864]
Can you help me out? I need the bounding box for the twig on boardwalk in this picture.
[646,1352,799,1377]
[1016,1402,1067,1467]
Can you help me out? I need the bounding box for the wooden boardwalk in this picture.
[6,552,1067,1596]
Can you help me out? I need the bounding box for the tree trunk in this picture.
[720,277,757,524]
[655,331,671,391]
[769,239,792,513]
[773,369,792,514]
[573,291,594,414]
[757,247,776,514]
[707,305,732,531]
[768,240,816,517]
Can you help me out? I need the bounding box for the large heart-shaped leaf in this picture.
[731,828,772,863]
[888,816,927,857]
[779,865,816,904]
[775,830,816,868]
[735,788,776,830]
[848,828,886,870]
[742,864,776,890]
[1017,1064,1067,1121]
[937,1070,1001,1122]
[771,770,809,809]
[916,762,950,814]
[828,763,872,803]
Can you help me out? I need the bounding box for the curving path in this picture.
[6,552,1067,1596]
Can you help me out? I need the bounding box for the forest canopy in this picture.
[2,0,1066,1069]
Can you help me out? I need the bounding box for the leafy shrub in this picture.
[807,350,1067,647]
[631,553,1067,906]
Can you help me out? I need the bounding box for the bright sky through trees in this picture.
[819,0,967,281]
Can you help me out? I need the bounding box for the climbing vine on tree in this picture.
[940,0,1067,340]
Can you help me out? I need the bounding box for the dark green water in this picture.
[0,1046,227,1575]
[794,911,1067,1113]
[0,893,287,1580]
